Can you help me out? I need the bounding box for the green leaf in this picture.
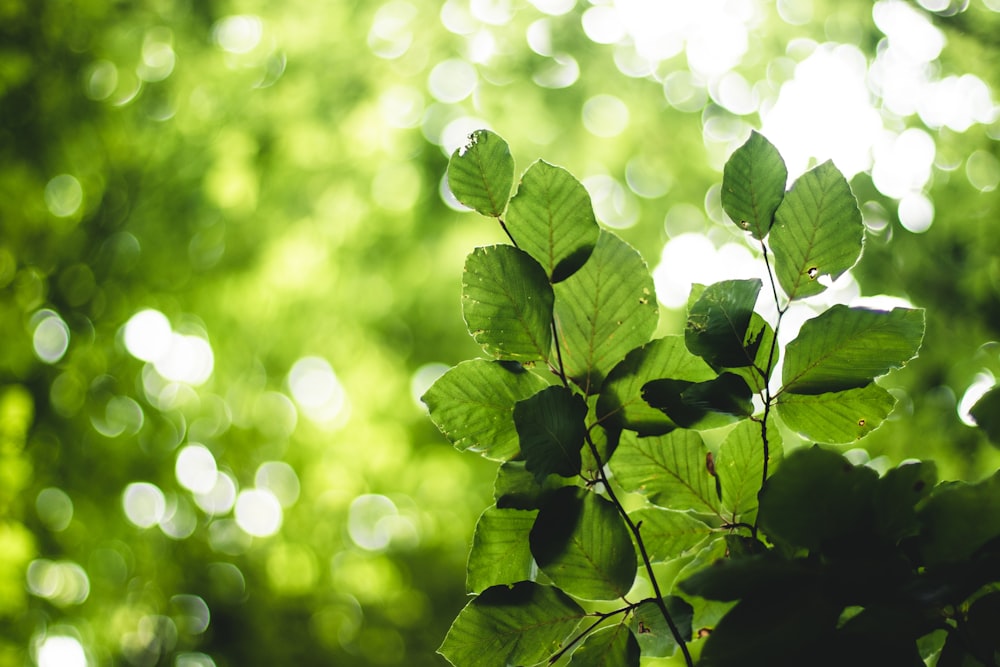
[530,487,637,600]
[724,312,778,394]
[873,461,936,544]
[554,231,658,395]
[494,461,574,510]
[630,508,715,562]
[642,373,753,430]
[506,160,600,283]
[758,446,878,553]
[463,245,554,362]
[917,469,1000,566]
[580,418,620,478]
[439,582,584,667]
[769,160,863,301]
[776,384,897,444]
[597,337,716,436]
[629,597,693,658]
[514,386,587,481]
[715,418,782,523]
[685,279,763,368]
[609,430,721,516]
[970,385,1000,446]
[567,624,640,667]
[721,131,788,239]
[447,129,514,217]
[467,506,538,593]
[422,359,549,461]
[781,305,925,394]
[679,553,819,602]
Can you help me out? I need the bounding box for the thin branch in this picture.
[548,603,635,664]
[498,216,518,247]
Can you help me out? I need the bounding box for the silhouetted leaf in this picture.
[917,469,1000,566]
[642,373,753,430]
[685,279,762,368]
[514,386,587,481]
[448,129,514,217]
[970,385,1000,446]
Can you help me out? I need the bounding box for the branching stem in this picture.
[547,602,636,664]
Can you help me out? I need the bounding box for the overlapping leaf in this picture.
[439,582,584,667]
[567,624,640,667]
[447,129,514,217]
[629,598,693,658]
[776,384,896,444]
[553,231,658,395]
[917,469,1000,566]
[629,508,715,562]
[514,386,587,481]
[715,418,782,523]
[422,359,549,460]
[463,245,554,361]
[642,373,753,431]
[685,279,763,368]
[769,161,863,301]
[721,131,788,239]
[506,160,600,282]
[467,506,538,593]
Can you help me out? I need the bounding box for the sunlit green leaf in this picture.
[781,305,925,394]
[514,386,587,481]
[715,418,781,523]
[597,337,716,436]
[506,160,600,283]
[463,245,554,362]
[769,161,863,301]
[609,430,721,516]
[553,231,658,395]
[685,279,762,368]
[448,129,514,217]
[567,623,640,667]
[580,414,621,477]
[629,597,693,658]
[530,487,637,600]
[467,506,538,593]
[721,131,788,240]
[439,582,585,667]
[970,385,1000,446]
[642,373,753,431]
[917,469,1000,566]
[423,359,549,461]
[776,383,897,444]
[630,508,714,562]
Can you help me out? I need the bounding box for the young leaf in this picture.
[467,506,538,594]
[781,305,925,394]
[642,373,753,430]
[776,383,896,444]
[629,597,693,658]
[716,418,782,523]
[609,430,721,516]
[721,131,788,239]
[630,507,715,562]
[422,359,549,461]
[447,129,514,217]
[597,336,716,436]
[769,161,863,301]
[530,487,638,601]
[514,386,588,482]
[463,245,554,362]
[439,582,585,667]
[917,469,1000,566]
[554,231,658,395]
[506,160,600,282]
[685,279,763,368]
[567,624,640,667]
[970,384,1000,446]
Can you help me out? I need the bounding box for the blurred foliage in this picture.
[0,0,997,665]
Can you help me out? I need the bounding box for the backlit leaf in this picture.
[554,231,658,395]
[530,487,637,600]
[685,279,763,368]
[721,131,788,240]
[782,306,925,394]
[467,506,538,593]
[776,384,896,444]
[567,624,640,667]
[514,386,587,481]
[642,373,753,431]
[506,160,600,282]
[422,359,549,461]
[447,129,514,217]
[463,245,554,362]
[629,597,693,658]
[715,418,782,523]
[439,582,584,667]
[726,312,778,394]
[769,161,863,301]
[630,508,715,562]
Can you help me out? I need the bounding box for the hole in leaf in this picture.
[858,418,866,427]
[740,220,749,229]
[807,267,819,279]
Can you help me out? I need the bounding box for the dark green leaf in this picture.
[422,359,549,461]
[506,160,600,282]
[781,305,925,394]
[514,386,587,481]
[721,131,788,239]
[580,418,620,477]
[873,461,937,545]
[685,279,762,368]
[553,231,658,395]
[567,623,640,667]
[917,469,1000,566]
[679,553,819,602]
[776,384,897,444]
[463,245,555,362]
[530,487,637,600]
[494,461,574,510]
[725,312,778,394]
[630,508,715,562]
[447,129,514,217]
[970,385,1000,446]
[439,582,585,667]
[609,430,721,516]
[758,446,878,552]
[629,597,693,658]
[597,336,716,436]
[642,373,753,430]
[715,418,781,524]
[467,506,538,593]
[769,160,863,301]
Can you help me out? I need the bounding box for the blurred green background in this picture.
[1,0,998,665]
